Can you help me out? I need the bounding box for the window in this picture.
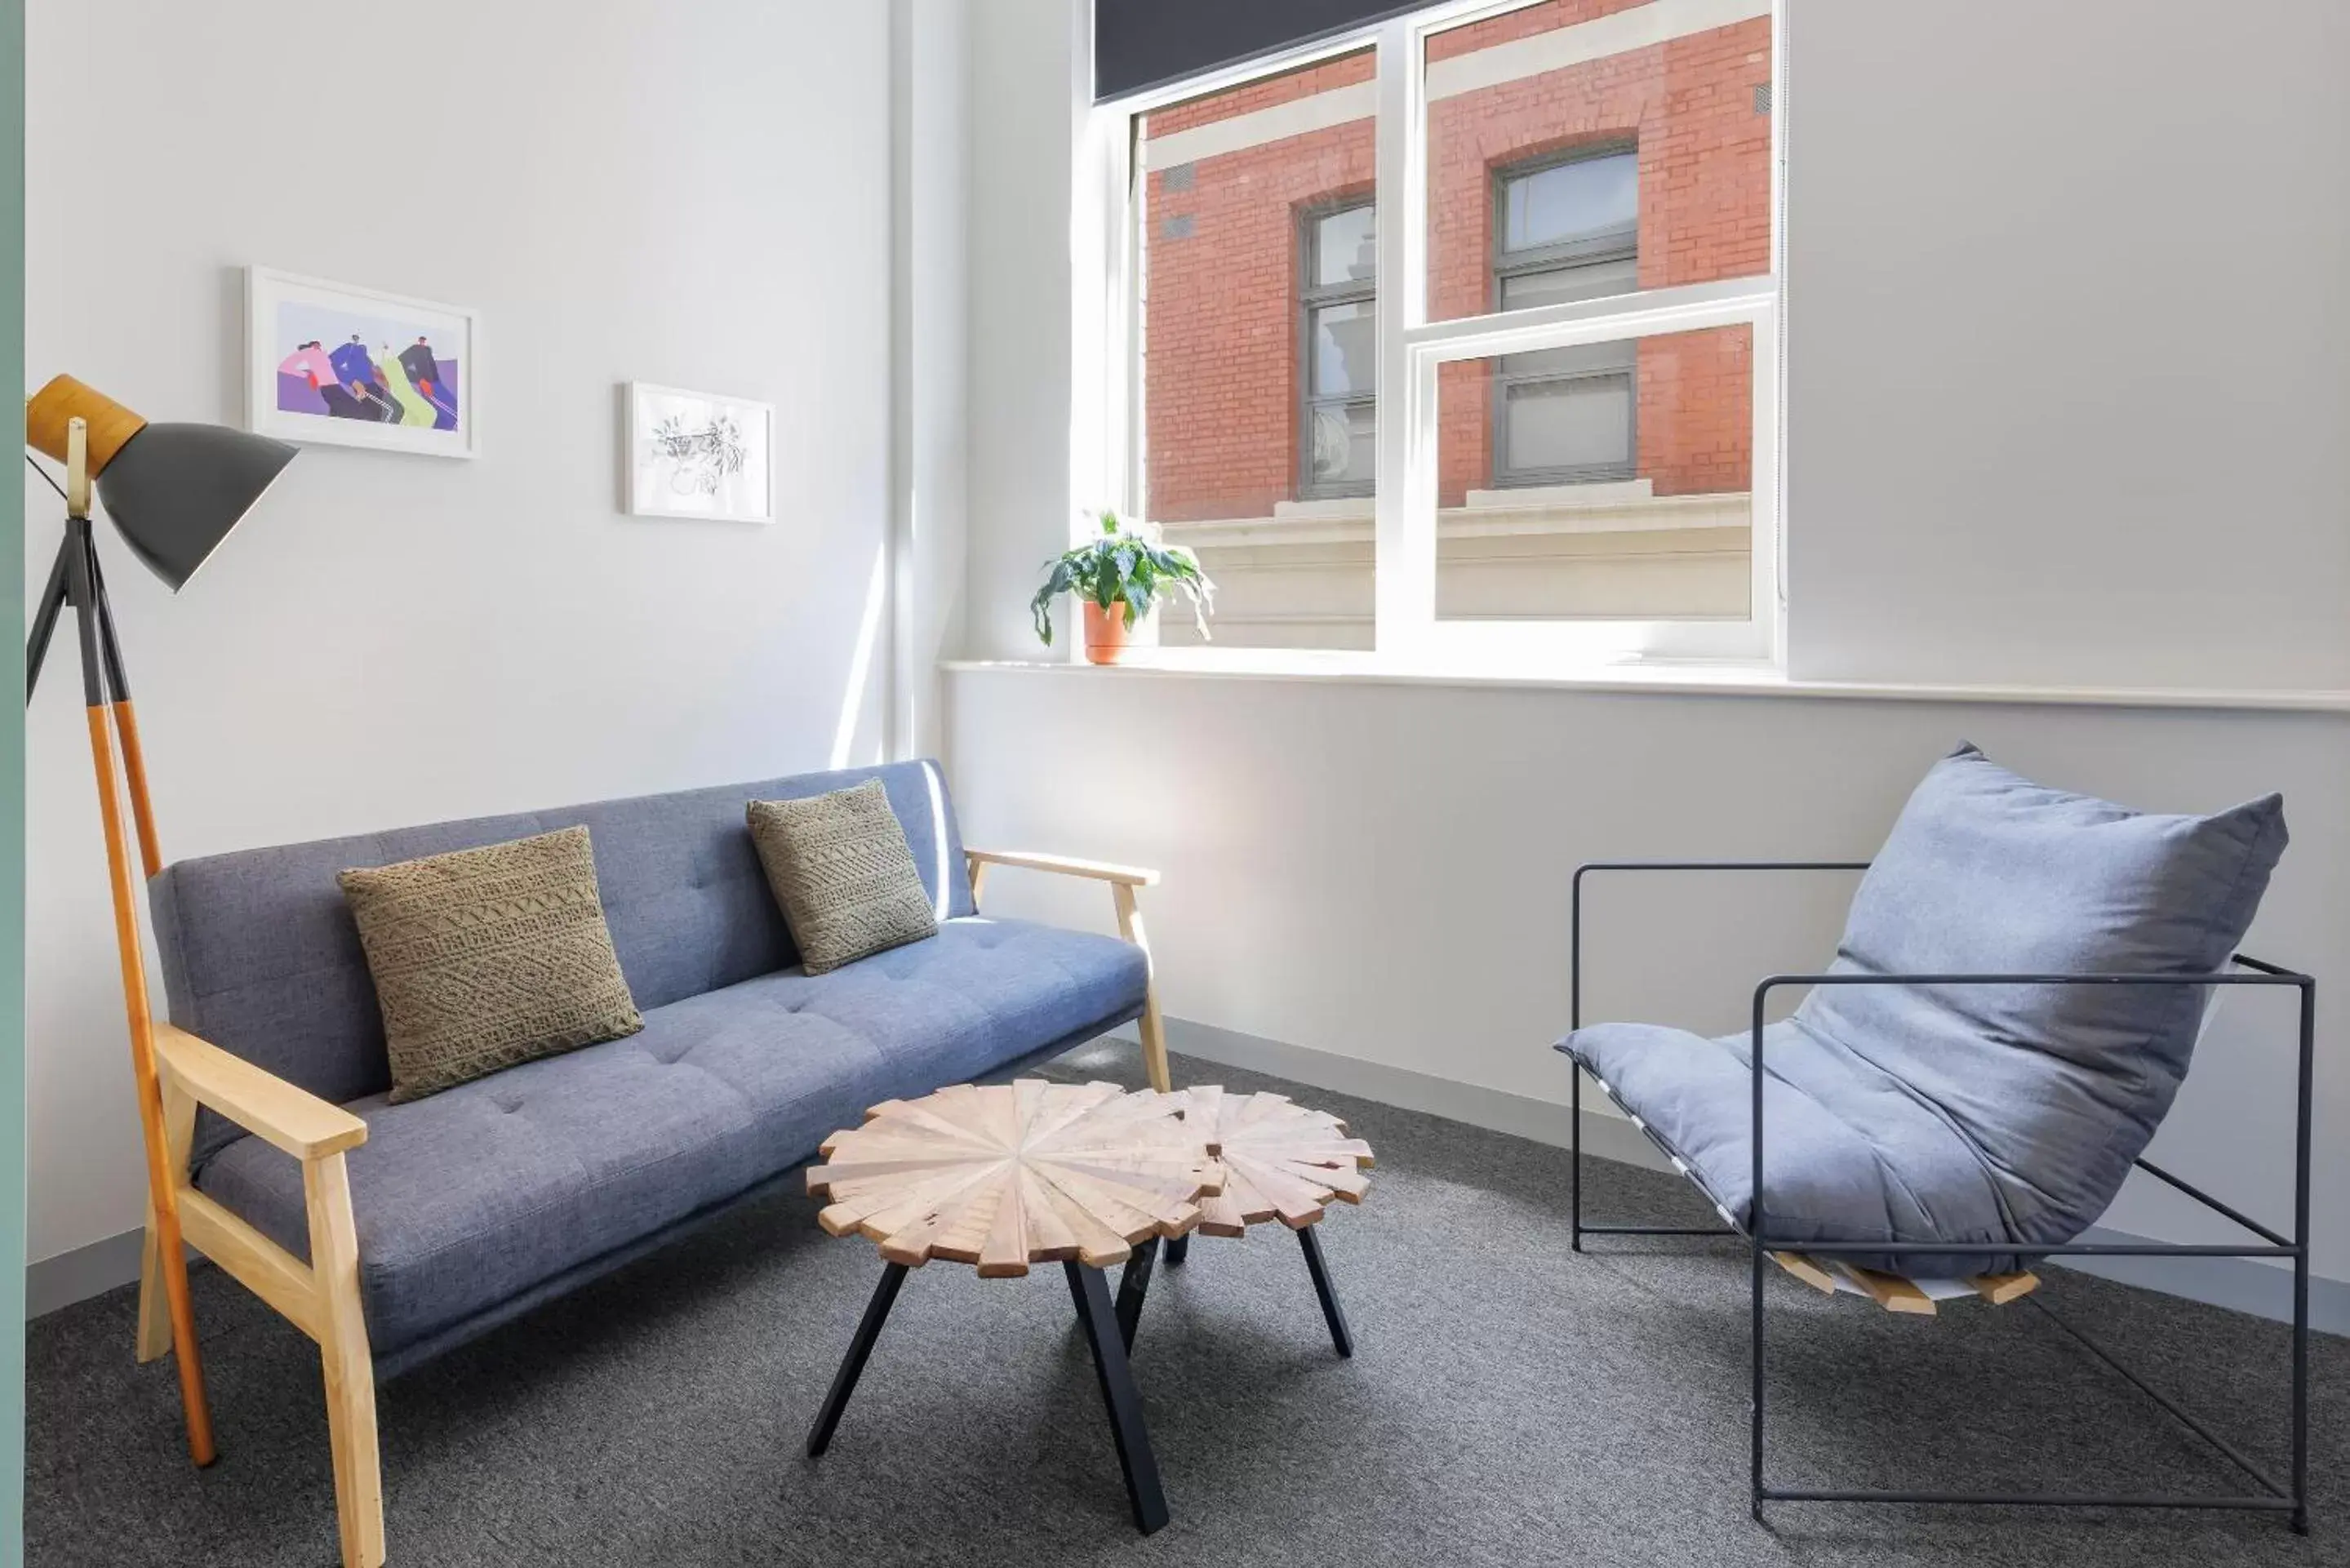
[1091,0,1780,664]
[1301,199,1379,499]
[1495,148,1638,309]
[1128,47,1381,650]
[1491,149,1638,486]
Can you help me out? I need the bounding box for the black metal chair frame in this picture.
[1567,861,2313,1534]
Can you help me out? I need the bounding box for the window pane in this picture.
[1425,0,1774,322]
[1139,47,1378,650]
[1311,204,1378,287]
[1435,323,1754,621]
[1499,255,1638,313]
[1309,402,1376,488]
[1502,152,1637,252]
[1308,301,1376,398]
[1502,334,1634,380]
[1504,375,1633,473]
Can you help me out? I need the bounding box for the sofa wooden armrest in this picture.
[962,848,1160,886]
[153,1024,369,1160]
[963,848,1171,1093]
[140,1023,385,1566]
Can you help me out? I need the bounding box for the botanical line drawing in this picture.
[650,412,748,496]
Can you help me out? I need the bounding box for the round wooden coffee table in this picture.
[802,1080,1215,1534]
[802,1080,1374,1535]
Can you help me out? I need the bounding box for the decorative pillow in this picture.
[747,780,938,975]
[338,826,643,1102]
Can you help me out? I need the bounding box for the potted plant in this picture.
[1030,510,1215,664]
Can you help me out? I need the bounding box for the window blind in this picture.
[1094,0,1424,102]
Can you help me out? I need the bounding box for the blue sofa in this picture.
[135,760,1166,1567]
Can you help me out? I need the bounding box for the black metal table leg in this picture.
[1295,1224,1354,1357]
[1164,1233,1189,1268]
[1116,1234,1160,1351]
[806,1261,908,1457]
[1066,1260,1170,1535]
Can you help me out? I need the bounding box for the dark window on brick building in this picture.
[1491,147,1638,487]
[1299,198,1379,500]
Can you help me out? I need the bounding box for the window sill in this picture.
[941,651,2350,715]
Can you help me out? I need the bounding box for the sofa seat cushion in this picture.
[1561,1018,2019,1278]
[195,916,1148,1359]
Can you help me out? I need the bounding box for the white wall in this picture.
[1784,0,2350,690]
[964,0,1084,661]
[944,0,2350,1289]
[893,0,974,758]
[26,0,895,1267]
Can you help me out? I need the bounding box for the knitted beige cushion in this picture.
[338,826,644,1102]
[747,780,938,975]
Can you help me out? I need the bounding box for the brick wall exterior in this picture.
[1144,9,1768,521]
[1148,48,1375,137]
[1144,122,1375,522]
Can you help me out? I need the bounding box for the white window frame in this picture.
[1077,0,1785,669]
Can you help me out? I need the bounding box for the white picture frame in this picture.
[624,381,775,523]
[245,267,481,459]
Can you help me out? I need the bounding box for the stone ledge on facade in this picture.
[1157,491,1755,648]
[1166,488,1750,549]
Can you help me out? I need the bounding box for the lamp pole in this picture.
[33,417,215,1466]
[24,375,291,1471]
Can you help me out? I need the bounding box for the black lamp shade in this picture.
[93,422,296,591]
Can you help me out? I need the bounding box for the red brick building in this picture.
[1142,0,1770,522]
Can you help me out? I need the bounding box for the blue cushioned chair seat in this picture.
[196,917,1147,1360]
[1561,1020,2018,1277]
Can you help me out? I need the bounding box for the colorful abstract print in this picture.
[278,333,460,431]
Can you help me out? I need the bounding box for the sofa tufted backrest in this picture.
[150,760,975,1166]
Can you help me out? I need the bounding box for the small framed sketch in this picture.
[246,267,480,458]
[624,382,774,522]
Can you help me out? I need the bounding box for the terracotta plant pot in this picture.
[1082,599,1133,664]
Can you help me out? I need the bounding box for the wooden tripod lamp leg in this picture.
[86,704,215,1466]
[108,690,182,1364]
[107,680,181,1365]
[135,1077,196,1364]
[109,697,162,877]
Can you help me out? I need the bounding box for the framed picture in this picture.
[246,267,480,458]
[624,382,774,522]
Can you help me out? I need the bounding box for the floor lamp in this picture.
[23,374,296,1465]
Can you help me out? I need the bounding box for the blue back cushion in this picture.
[150,761,975,1165]
[1795,744,2287,1246]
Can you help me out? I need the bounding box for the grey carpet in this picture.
[27,1044,2348,1567]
